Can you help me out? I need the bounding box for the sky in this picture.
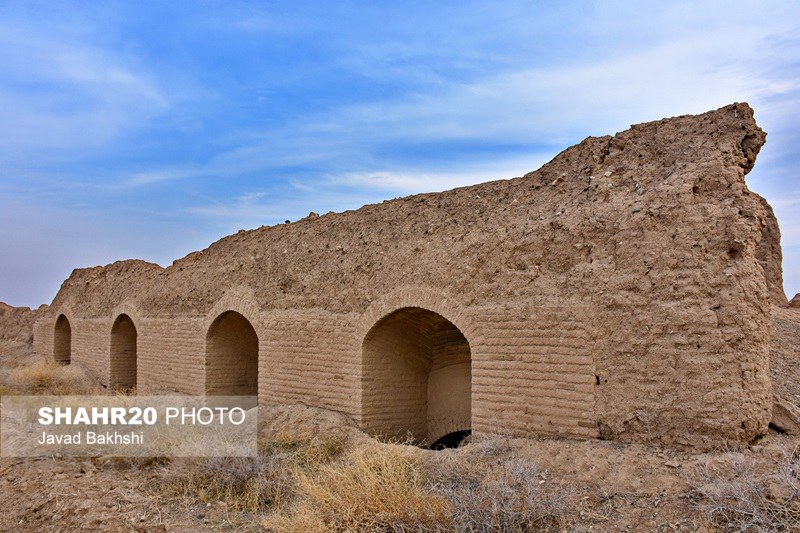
[0,0,799,308]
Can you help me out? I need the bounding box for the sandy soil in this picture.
[1,424,797,532]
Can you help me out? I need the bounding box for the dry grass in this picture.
[464,430,514,459]
[264,446,452,532]
[153,421,350,514]
[154,418,577,532]
[690,447,800,531]
[158,455,268,512]
[5,358,96,395]
[260,423,350,467]
[427,453,573,532]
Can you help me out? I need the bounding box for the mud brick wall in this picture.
[470,306,597,439]
[109,314,137,389]
[136,318,205,395]
[33,103,783,449]
[0,302,42,354]
[258,309,360,416]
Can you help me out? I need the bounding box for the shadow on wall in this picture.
[205,311,258,398]
[54,314,71,365]
[362,307,471,445]
[110,314,137,392]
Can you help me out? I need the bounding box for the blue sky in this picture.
[1,0,799,307]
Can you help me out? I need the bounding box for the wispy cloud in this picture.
[178,152,554,247]
[308,28,800,147]
[126,168,199,187]
[118,20,800,194]
[0,22,168,156]
[769,196,800,246]
[184,188,381,236]
[187,200,281,222]
[1,1,799,306]
[328,154,553,194]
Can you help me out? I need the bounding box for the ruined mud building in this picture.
[34,103,787,449]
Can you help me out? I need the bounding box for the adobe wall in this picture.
[33,103,782,449]
[0,303,40,350]
[0,302,45,359]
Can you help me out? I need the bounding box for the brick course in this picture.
[32,104,783,449]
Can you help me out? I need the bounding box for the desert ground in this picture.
[0,302,798,532]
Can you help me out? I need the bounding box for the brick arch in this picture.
[109,303,144,333]
[359,287,478,445]
[204,288,260,400]
[205,310,259,398]
[203,287,262,333]
[356,286,483,346]
[53,311,73,364]
[109,313,138,391]
[107,303,144,392]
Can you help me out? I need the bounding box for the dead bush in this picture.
[259,423,350,467]
[158,454,291,513]
[467,430,514,459]
[431,456,574,532]
[155,414,577,531]
[155,423,350,514]
[690,448,800,531]
[7,358,96,394]
[263,446,451,532]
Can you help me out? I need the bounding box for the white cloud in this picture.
[330,153,553,195]
[0,24,168,155]
[769,196,800,247]
[120,18,800,197]
[309,27,800,147]
[179,151,554,245]
[5,0,799,306]
[126,169,198,187]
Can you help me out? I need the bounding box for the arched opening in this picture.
[54,314,71,364]
[430,429,471,450]
[110,314,137,392]
[205,311,258,398]
[362,307,471,446]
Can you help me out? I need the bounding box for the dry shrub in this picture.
[94,455,170,471]
[155,417,576,531]
[430,455,573,532]
[467,430,514,459]
[263,446,452,532]
[690,448,800,531]
[7,358,96,394]
[0,340,35,364]
[260,423,350,467]
[158,455,278,512]
[155,422,350,514]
